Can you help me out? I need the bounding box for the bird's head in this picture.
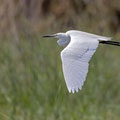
[43,33,66,39]
[43,32,70,47]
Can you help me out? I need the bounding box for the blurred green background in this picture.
[0,0,120,120]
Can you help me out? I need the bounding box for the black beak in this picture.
[42,34,56,38]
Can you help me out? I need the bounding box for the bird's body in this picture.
[43,30,120,93]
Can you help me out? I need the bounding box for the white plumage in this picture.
[43,30,112,93]
[60,30,111,93]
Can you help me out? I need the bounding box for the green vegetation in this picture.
[0,34,120,120]
[0,0,120,119]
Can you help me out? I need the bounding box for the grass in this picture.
[0,33,120,120]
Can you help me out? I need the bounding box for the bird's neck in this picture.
[57,35,70,47]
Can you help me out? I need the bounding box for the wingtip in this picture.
[72,89,75,93]
[68,88,72,93]
[99,37,112,41]
[68,87,83,93]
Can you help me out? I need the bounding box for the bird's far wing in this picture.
[67,30,111,41]
[61,37,99,93]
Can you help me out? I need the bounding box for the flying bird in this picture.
[43,30,120,93]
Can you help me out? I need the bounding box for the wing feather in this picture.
[67,30,111,41]
[61,37,99,93]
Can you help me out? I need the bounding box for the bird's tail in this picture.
[99,41,120,46]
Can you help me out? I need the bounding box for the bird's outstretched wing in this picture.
[67,30,111,41]
[61,36,99,93]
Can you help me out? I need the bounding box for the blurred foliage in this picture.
[0,34,120,120]
[0,0,120,35]
[0,0,120,120]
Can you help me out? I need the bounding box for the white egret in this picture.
[43,30,120,93]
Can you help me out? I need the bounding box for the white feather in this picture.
[44,30,112,93]
[67,30,111,41]
[61,35,100,93]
